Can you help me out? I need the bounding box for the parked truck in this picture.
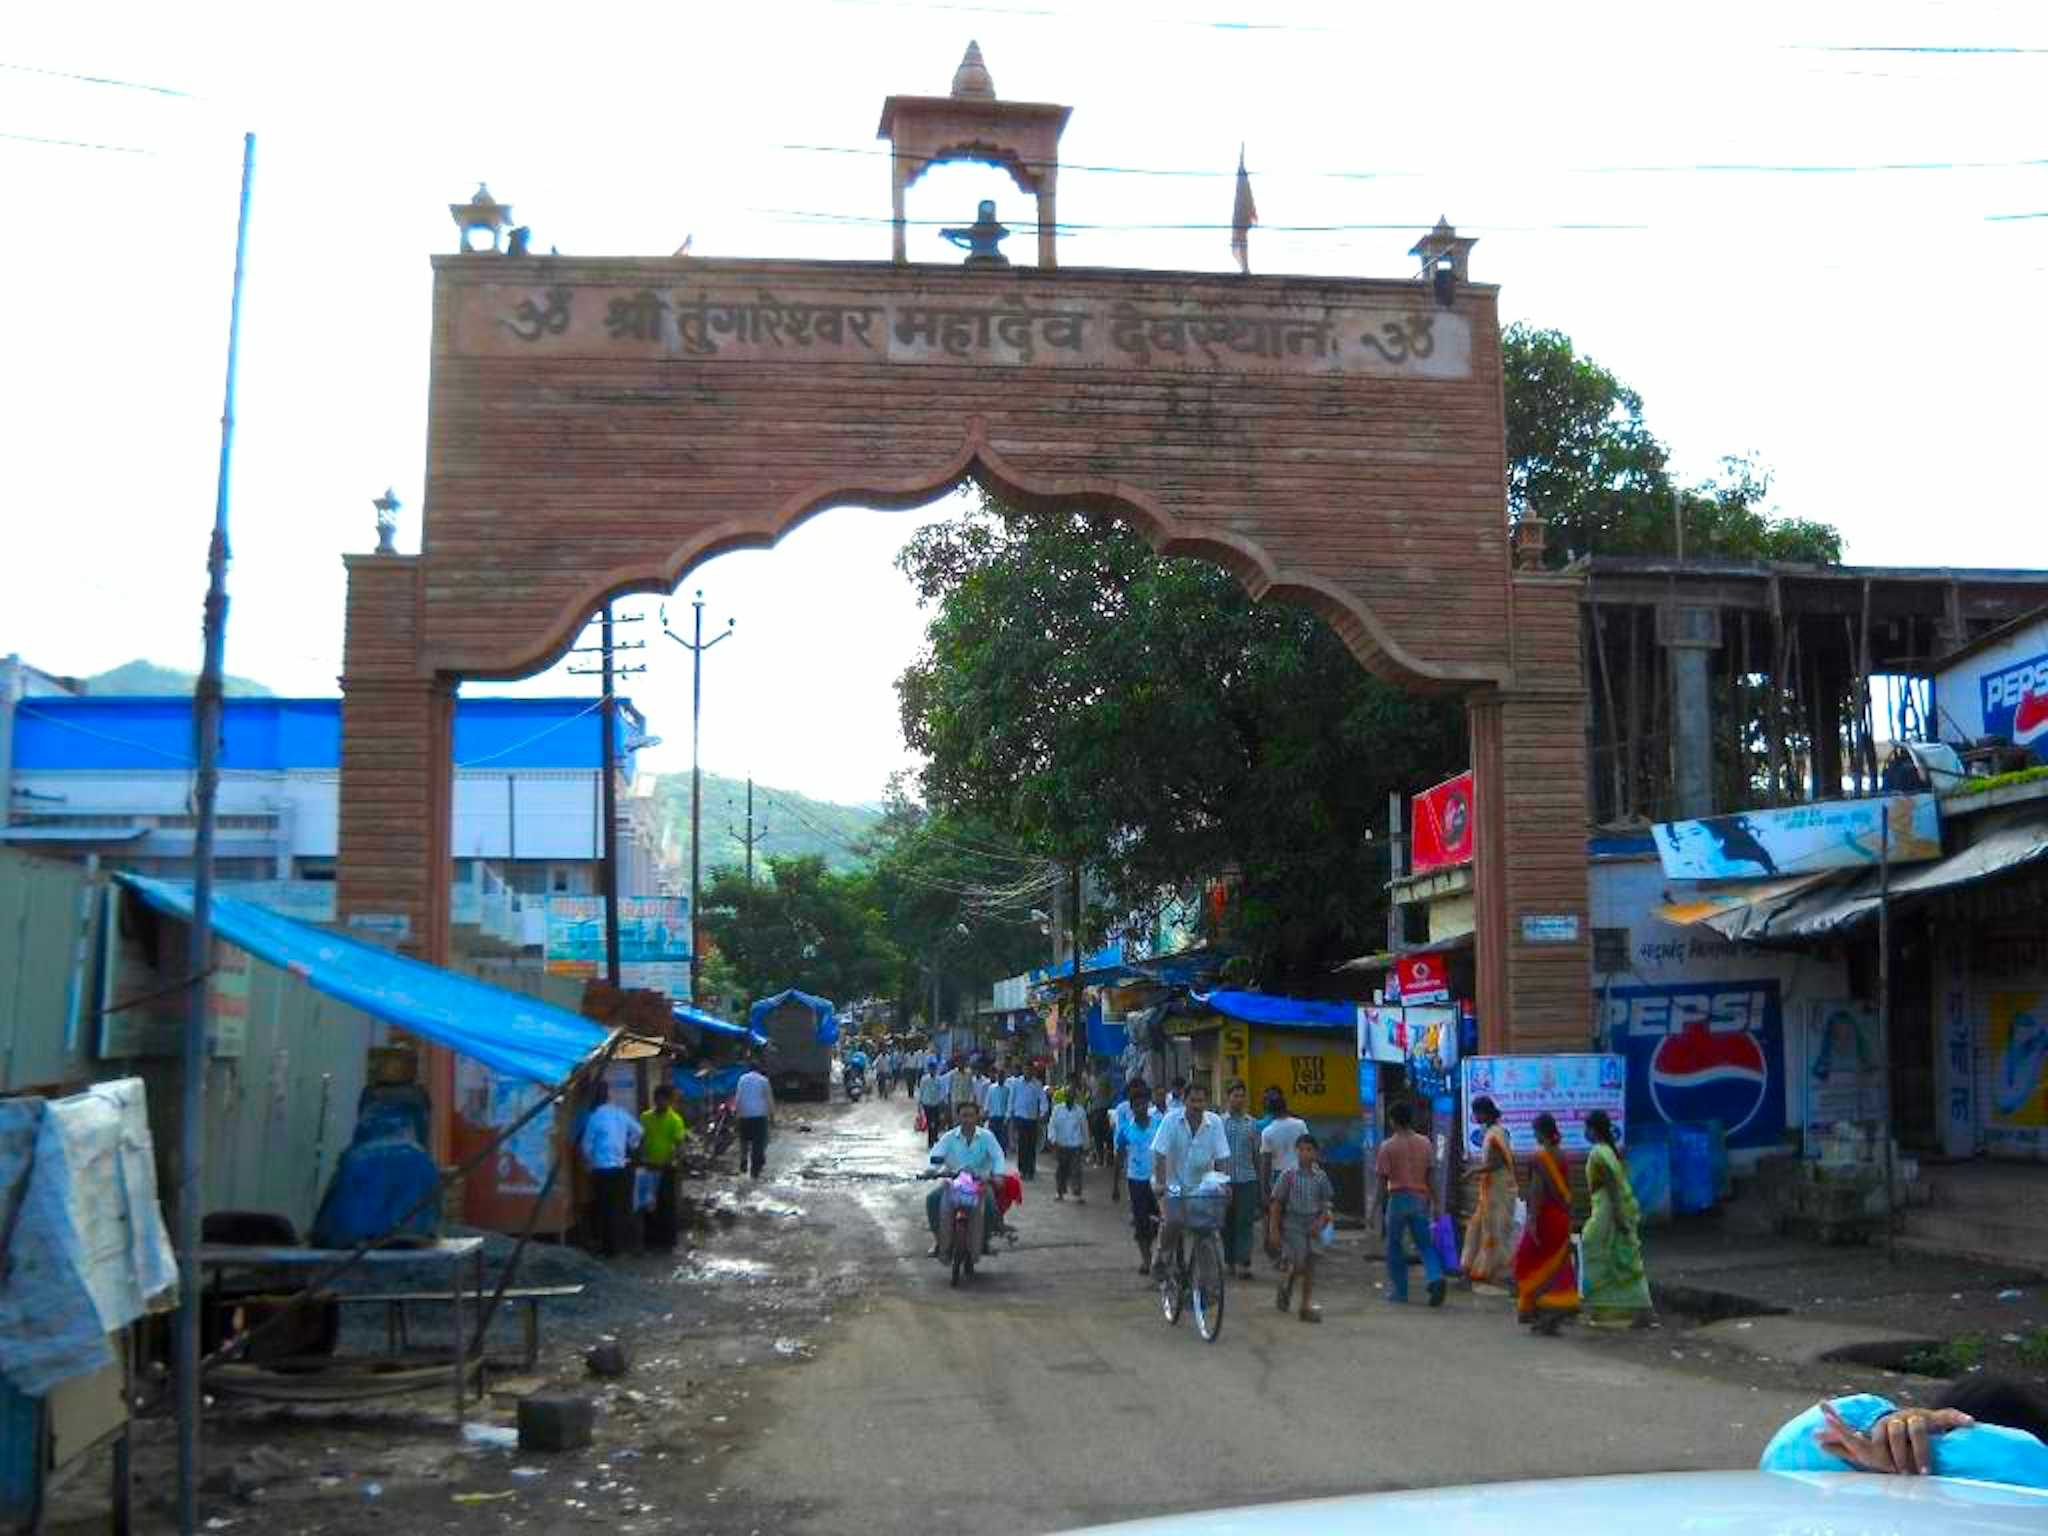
[747,989,838,1102]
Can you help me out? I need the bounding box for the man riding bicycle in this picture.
[1147,1081,1232,1278]
[924,1100,1006,1257]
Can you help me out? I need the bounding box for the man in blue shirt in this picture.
[924,1101,1006,1257]
[1114,1081,1164,1275]
[984,1069,1012,1151]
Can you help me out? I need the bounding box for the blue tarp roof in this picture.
[673,1003,768,1047]
[748,989,839,1046]
[1192,989,1356,1032]
[118,875,611,1085]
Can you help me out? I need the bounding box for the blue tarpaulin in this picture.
[748,989,839,1046]
[672,1003,769,1048]
[117,876,611,1085]
[1191,989,1356,1032]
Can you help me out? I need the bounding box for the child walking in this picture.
[1266,1133,1334,1323]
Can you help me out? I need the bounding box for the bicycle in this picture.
[1156,1184,1229,1342]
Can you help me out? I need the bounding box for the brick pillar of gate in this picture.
[337,553,455,968]
[1470,574,1593,1056]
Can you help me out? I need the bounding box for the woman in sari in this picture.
[1580,1108,1651,1327]
[1460,1094,1517,1292]
[1513,1111,1579,1334]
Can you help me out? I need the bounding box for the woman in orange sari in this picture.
[1514,1111,1579,1335]
[1460,1094,1517,1292]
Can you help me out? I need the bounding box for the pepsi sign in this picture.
[1603,980,1785,1151]
[1982,648,2048,763]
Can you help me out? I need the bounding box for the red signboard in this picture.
[1389,953,1450,1005]
[1411,771,1474,873]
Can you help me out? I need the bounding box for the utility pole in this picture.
[730,775,769,884]
[1879,794,1897,1263]
[1067,862,1085,1083]
[662,592,734,1002]
[568,608,646,992]
[180,129,253,1536]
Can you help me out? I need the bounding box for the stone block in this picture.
[517,1395,595,1453]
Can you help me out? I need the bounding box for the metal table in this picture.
[195,1237,486,1425]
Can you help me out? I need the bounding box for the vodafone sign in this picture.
[1390,952,1450,1004]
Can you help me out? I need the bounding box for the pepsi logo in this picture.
[1649,1024,1770,1135]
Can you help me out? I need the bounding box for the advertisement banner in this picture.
[1411,771,1475,874]
[1981,648,2048,763]
[1802,1001,1888,1155]
[1603,979,1786,1151]
[1460,1054,1625,1157]
[1358,1005,1407,1065]
[544,895,692,999]
[1388,952,1450,1005]
[1990,991,2048,1128]
[1651,794,1940,881]
[1404,1005,1459,1101]
[1248,1034,1361,1118]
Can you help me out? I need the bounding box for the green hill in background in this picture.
[84,659,275,697]
[649,771,882,877]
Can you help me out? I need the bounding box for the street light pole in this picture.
[662,592,733,1003]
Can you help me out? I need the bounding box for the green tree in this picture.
[698,854,899,1008]
[1503,324,1840,565]
[896,498,1466,981]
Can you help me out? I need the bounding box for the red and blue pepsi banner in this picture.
[1411,771,1474,874]
[1603,979,1786,1151]
[1983,648,2048,763]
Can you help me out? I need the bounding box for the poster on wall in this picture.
[1980,647,2048,765]
[1461,1054,1625,1156]
[1403,1005,1459,1101]
[544,895,692,999]
[1990,991,2048,1128]
[1651,794,1940,881]
[1411,771,1474,874]
[1603,979,1786,1151]
[1801,1001,1888,1156]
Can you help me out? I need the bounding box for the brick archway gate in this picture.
[338,249,1590,1064]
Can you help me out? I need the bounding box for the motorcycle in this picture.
[845,1064,867,1102]
[921,1168,989,1286]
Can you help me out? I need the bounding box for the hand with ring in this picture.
[1815,1401,1974,1476]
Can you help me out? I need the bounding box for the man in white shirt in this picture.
[943,1057,979,1121]
[1259,1086,1310,1207]
[1008,1069,1048,1181]
[984,1070,1012,1152]
[732,1058,775,1180]
[577,1080,643,1257]
[923,1100,1005,1256]
[1149,1081,1232,1276]
[1046,1087,1090,1202]
[916,1056,948,1146]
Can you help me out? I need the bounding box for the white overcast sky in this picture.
[6,0,2046,804]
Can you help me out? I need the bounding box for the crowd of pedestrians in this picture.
[897,1049,1660,1338]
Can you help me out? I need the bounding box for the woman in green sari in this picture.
[1581,1109,1652,1327]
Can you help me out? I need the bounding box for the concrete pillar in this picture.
[1662,605,1722,820]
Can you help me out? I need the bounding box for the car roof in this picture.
[1056,1471,2048,1536]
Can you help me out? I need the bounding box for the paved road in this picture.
[722,1095,1815,1534]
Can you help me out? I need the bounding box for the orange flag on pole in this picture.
[1231,145,1257,275]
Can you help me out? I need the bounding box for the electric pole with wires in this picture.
[661,591,735,1003]
[567,607,646,992]
[731,775,769,884]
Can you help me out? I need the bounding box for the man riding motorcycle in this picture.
[924,1100,1006,1257]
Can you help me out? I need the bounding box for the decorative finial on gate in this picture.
[372,488,402,554]
[952,40,996,99]
[451,183,513,254]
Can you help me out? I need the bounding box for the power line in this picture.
[0,60,197,96]
[0,128,149,154]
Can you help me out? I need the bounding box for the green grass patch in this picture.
[2016,1328,2048,1370]
[1945,765,2048,800]
[1901,1332,1987,1377]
